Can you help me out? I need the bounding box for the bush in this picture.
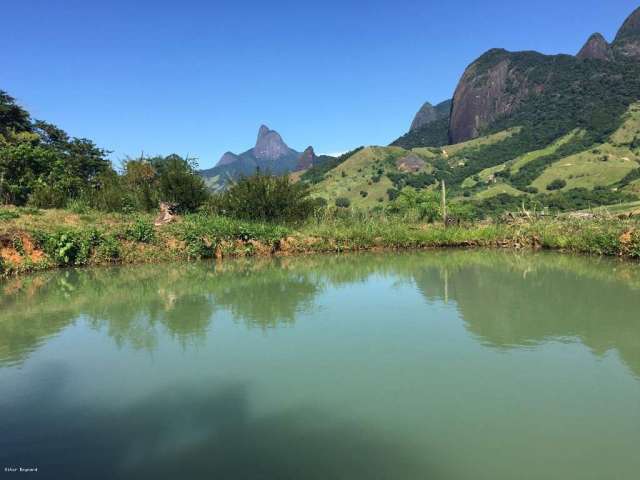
[210,173,318,222]
[546,179,567,191]
[154,154,209,212]
[124,217,155,243]
[335,197,351,208]
[35,229,100,266]
[95,234,120,262]
[359,190,368,198]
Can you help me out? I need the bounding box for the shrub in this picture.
[154,154,209,212]
[546,179,567,191]
[95,234,120,262]
[36,229,100,266]
[335,197,351,208]
[211,173,318,222]
[359,190,368,198]
[124,217,155,243]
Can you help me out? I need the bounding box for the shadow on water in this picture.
[0,364,432,480]
[1,251,640,376]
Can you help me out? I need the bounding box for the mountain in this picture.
[200,125,319,190]
[410,99,452,131]
[576,33,613,61]
[391,99,451,149]
[612,6,640,60]
[308,6,640,211]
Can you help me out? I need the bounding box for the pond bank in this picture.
[1,207,639,277]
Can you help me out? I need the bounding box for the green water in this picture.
[1,251,639,480]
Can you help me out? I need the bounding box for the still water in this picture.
[1,251,639,479]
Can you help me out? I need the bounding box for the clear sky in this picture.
[3,0,639,169]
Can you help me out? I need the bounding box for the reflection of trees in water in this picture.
[0,365,431,479]
[1,251,640,376]
[0,260,323,365]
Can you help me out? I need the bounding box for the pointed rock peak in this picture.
[410,102,438,131]
[577,33,612,60]
[410,100,452,132]
[257,124,271,142]
[217,151,240,166]
[253,125,291,160]
[296,146,317,171]
[616,7,640,41]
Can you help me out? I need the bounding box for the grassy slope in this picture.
[475,184,524,199]
[312,147,407,208]
[531,146,638,192]
[530,104,640,192]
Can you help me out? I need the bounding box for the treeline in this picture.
[0,90,209,213]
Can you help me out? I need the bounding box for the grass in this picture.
[474,183,525,199]
[0,207,289,276]
[530,145,639,192]
[434,128,520,158]
[312,147,408,208]
[2,205,640,277]
[510,130,582,174]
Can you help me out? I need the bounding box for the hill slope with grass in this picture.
[308,7,640,214]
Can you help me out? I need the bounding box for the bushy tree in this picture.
[153,154,209,212]
[390,187,441,222]
[211,173,318,222]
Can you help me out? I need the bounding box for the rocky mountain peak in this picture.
[254,125,291,161]
[613,7,640,60]
[577,33,612,61]
[410,102,437,131]
[296,146,317,170]
[615,7,640,41]
[216,151,240,166]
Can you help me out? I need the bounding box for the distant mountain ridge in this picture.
[390,6,640,149]
[200,125,321,190]
[312,6,640,211]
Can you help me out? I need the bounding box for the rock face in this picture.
[577,33,613,61]
[296,146,317,170]
[217,151,240,166]
[613,7,640,60]
[395,153,426,173]
[410,99,451,131]
[449,49,543,144]
[254,124,291,161]
[200,125,310,190]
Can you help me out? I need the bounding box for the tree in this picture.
[0,90,31,136]
[213,172,317,222]
[154,154,209,212]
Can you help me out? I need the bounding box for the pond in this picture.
[1,251,639,479]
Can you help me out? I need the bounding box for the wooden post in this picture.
[441,180,447,225]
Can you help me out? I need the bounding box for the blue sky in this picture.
[3,0,639,169]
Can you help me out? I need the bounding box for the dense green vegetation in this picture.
[0,91,209,213]
[391,117,449,149]
[206,173,322,222]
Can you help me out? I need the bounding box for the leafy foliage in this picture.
[209,173,319,222]
[391,117,450,149]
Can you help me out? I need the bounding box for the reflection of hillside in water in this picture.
[410,251,640,378]
[1,252,639,376]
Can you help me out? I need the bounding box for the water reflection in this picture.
[1,252,639,376]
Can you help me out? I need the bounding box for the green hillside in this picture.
[309,102,640,213]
